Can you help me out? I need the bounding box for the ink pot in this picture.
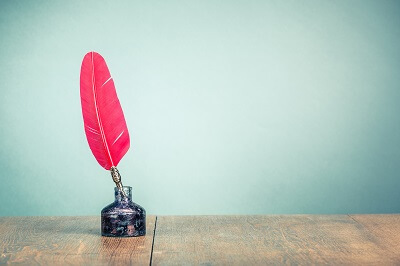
[101,186,146,237]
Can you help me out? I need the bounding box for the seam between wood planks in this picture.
[149,216,158,266]
[347,214,362,226]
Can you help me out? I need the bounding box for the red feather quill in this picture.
[80,52,130,191]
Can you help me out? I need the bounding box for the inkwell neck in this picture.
[115,186,132,202]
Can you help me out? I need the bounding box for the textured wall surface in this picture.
[1,0,399,216]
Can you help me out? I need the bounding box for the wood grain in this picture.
[0,216,156,265]
[349,214,400,260]
[1,215,399,265]
[151,215,400,265]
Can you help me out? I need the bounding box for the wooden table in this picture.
[1,215,399,265]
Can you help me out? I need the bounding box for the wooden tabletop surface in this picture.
[0,214,399,265]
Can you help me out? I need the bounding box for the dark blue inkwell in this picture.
[101,186,146,237]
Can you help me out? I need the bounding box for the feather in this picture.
[80,51,130,170]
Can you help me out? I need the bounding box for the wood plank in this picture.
[0,215,156,265]
[151,215,399,265]
[349,214,400,261]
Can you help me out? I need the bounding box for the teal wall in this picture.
[1,0,400,216]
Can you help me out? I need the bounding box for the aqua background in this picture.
[1,0,400,216]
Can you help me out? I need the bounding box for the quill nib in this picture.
[110,167,127,198]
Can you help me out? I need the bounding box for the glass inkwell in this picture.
[101,167,146,237]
